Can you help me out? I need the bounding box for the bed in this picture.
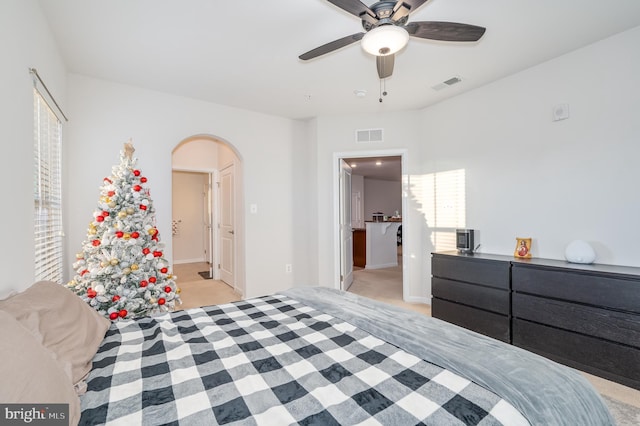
[1,283,615,425]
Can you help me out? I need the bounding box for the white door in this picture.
[340,160,354,290]
[351,191,363,229]
[219,164,235,287]
[204,174,214,279]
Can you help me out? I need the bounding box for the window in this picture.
[413,168,466,251]
[34,89,64,282]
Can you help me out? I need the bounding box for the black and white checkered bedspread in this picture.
[80,294,527,425]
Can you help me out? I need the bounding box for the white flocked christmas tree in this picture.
[67,142,180,320]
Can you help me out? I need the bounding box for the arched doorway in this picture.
[171,135,245,297]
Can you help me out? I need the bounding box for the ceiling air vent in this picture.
[432,76,462,91]
[355,128,383,144]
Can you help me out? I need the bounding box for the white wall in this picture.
[363,178,402,221]
[416,25,640,296]
[63,74,312,299]
[172,138,219,170]
[0,0,68,298]
[172,171,207,263]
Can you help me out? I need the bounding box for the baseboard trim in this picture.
[365,262,398,270]
[405,295,431,305]
[173,258,206,265]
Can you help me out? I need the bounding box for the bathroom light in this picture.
[361,25,410,56]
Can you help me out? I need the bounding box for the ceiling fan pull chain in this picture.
[379,78,389,103]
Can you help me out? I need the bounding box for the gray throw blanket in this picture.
[282,287,615,426]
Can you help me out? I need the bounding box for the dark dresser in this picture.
[511,258,640,390]
[431,251,640,390]
[431,252,512,343]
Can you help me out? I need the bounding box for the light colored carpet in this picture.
[348,257,431,316]
[172,262,241,310]
[602,395,640,425]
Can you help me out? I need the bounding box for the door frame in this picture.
[332,149,409,298]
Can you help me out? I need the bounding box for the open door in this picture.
[340,159,354,290]
[204,173,215,279]
[219,163,235,288]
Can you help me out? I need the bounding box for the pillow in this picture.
[0,310,80,424]
[0,281,110,392]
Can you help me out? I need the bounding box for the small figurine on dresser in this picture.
[514,237,532,258]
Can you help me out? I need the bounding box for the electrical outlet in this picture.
[285,264,292,273]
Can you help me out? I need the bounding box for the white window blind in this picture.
[34,89,64,283]
[413,168,466,251]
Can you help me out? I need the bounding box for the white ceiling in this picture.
[344,156,401,181]
[38,0,640,120]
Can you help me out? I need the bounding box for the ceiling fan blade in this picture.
[299,32,365,61]
[406,21,486,42]
[376,54,395,79]
[326,0,375,19]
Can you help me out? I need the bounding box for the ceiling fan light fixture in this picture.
[361,25,409,56]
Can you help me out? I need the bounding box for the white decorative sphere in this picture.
[564,240,596,264]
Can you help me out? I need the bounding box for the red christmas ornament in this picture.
[139,280,148,288]
[102,211,110,217]
[92,240,101,247]
[119,309,128,318]
[115,231,124,238]
[80,269,88,276]
[153,251,162,258]
[87,288,97,298]
[131,231,140,239]
[96,216,104,222]
[133,185,142,192]
[107,191,115,197]
[142,248,150,255]
[149,276,157,284]
[140,177,148,183]
[112,295,120,302]
[133,170,141,176]
[160,267,168,274]
[158,298,166,306]
[140,204,147,211]
[109,312,119,320]
[164,286,172,293]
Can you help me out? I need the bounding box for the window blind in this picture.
[414,168,466,251]
[34,89,64,283]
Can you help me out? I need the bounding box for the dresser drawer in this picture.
[512,264,640,313]
[513,319,640,390]
[432,298,510,343]
[433,277,510,315]
[513,293,640,348]
[432,254,510,290]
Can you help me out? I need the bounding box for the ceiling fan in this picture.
[299,0,486,80]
